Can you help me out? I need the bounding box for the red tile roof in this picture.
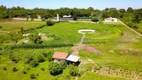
[52,52,68,60]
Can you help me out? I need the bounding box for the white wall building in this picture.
[104,17,118,22]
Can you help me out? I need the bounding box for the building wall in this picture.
[54,59,65,62]
[104,18,118,22]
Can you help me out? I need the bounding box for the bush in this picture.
[3,67,7,71]
[42,52,48,57]
[24,55,34,64]
[91,18,99,22]
[10,56,20,63]
[69,65,79,76]
[30,60,39,67]
[30,74,37,79]
[23,71,27,74]
[46,20,55,26]
[37,55,45,63]
[127,22,138,29]
[47,51,54,61]
[9,42,73,49]
[41,68,45,71]
[0,26,2,28]
[60,61,67,69]
[13,67,18,72]
[48,62,63,75]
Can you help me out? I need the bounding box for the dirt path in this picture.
[71,34,103,55]
[119,20,142,37]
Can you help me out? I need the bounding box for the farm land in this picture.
[0,20,142,80]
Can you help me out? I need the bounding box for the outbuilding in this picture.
[104,17,118,22]
[66,54,80,63]
[52,52,69,62]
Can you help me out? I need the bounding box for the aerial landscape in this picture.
[0,0,142,80]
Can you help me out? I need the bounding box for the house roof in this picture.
[66,54,80,62]
[52,52,68,60]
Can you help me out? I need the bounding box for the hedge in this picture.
[9,43,73,49]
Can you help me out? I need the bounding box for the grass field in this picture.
[0,21,46,44]
[0,21,142,80]
[0,21,45,32]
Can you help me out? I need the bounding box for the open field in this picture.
[0,21,46,44]
[0,21,45,32]
[0,21,142,80]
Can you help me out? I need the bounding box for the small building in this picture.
[52,52,80,65]
[66,54,80,63]
[63,15,72,18]
[104,17,118,22]
[52,52,69,62]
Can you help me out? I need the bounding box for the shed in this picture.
[52,52,68,62]
[66,54,80,62]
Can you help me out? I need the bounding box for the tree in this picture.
[71,9,78,21]
[109,8,119,18]
[29,32,42,44]
[46,20,55,26]
[69,65,79,76]
[127,7,133,13]
[13,67,18,72]
[48,62,63,75]
[9,32,23,43]
[127,22,138,29]
[46,51,54,61]
[132,14,141,23]
[87,7,94,17]
[119,9,125,13]
[91,18,99,22]
[30,12,37,21]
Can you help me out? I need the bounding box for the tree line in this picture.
[0,5,142,27]
[0,5,141,20]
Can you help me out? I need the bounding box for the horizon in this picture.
[0,0,142,10]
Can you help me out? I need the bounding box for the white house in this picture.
[104,17,118,22]
[63,15,72,18]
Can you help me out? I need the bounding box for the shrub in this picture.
[37,55,45,63]
[46,20,55,26]
[30,74,37,79]
[127,22,138,29]
[48,62,63,75]
[30,60,39,67]
[24,55,34,64]
[41,68,45,71]
[23,71,27,74]
[60,61,67,69]
[91,18,99,22]
[27,68,30,70]
[9,42,73,49]
[42,52,48,57]
[13,67,18,72]
[94,65,101,72]
[0,26,2,28]
[47,51,54,61]
[10,56,20,63]
[69,65,79,76]
[3,67,7,71]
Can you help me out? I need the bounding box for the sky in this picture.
[0,0,142,10]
